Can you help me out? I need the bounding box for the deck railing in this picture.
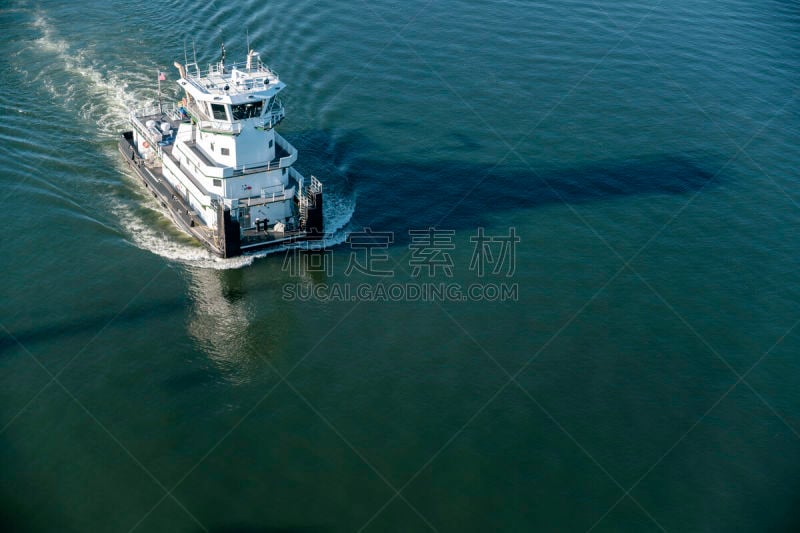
[196,119,243,135]
[130,103,183,127]
[254,104,285,130]
[185,59,279,84]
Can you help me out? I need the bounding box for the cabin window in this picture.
[221,148,230,156]
[231,101,263,120]
[282,168,286,175]
[213,179,222,187]
[211,103,228,120]
[268,139,273,148]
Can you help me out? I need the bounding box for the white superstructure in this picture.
[122,49,323,257]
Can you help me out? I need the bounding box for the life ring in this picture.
[142,141,150,149]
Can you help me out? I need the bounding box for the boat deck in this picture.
[182,137,292,175]
[184,142,218,168]
[120,132,221,253]
[134,107,292,176]
[120,131,316,257]
[240,226,306,248]
[123,103,322,258]
[158,144,212,197]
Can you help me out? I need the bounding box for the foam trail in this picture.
[107,164,253,269]
[31,13,138,135]
[111,190,356,269]
[114,161,356,269]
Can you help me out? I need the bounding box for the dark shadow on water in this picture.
[352,154,718,235]
[298,129,721,239]
[0,298,185,357]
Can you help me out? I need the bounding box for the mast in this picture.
[157,68,163,114]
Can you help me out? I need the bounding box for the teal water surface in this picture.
[2,0,800,531]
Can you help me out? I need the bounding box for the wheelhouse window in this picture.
[231,101,264,120]
[210,103,228,121]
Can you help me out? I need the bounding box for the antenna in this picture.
[246,33,256,70]
[191,37,198,64]
[220,40,226,66]
[183,38,188,66]
[157,66,163,115]
[246,28,251,53]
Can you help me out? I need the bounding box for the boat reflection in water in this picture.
[185,267,251,381]
[184,256,332,383]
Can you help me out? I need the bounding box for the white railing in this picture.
[174,142,228,178]
[238,184,294,207]
[293,168,323,229]
[186,58,279,82]
[130,115,156,142]
[182,100,210,121]
[233,161,278,175]
[181,58,281,97]
[197,119,242,135]
[275,132,298,168]
[131,102,180,121]
[290,167,305,192]
[232,133,297,175]
[254,106,285,130]
[298,192,308,219]
[240,192,286,206]
[260,183,284,196]
[308,175,323,195]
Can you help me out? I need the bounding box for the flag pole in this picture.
[157,69,163,115]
